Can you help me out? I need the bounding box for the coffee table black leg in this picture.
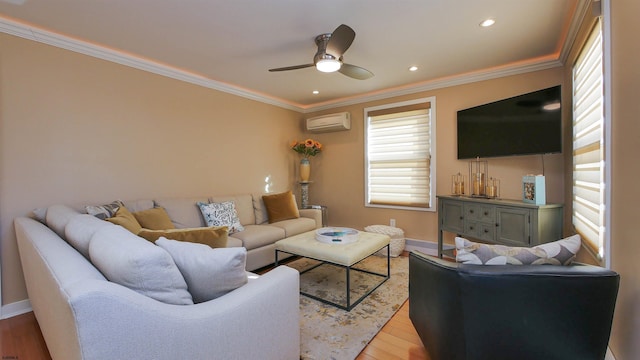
[387,244,390,277]
[346,266,351,309]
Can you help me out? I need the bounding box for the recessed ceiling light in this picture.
[409,66,418,72]
[312,90,319,95]
[480,19,495,27]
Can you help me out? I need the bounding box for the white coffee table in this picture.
[275,230,390,311]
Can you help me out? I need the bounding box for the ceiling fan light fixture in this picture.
[316,59,341,73]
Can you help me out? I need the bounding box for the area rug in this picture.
[286,255,409,360]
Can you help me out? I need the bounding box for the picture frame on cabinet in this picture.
[523,175,546,205]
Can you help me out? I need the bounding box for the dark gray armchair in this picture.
[409,251,619,360]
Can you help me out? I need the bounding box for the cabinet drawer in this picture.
[464,221,495,242]
[464,203,496,223]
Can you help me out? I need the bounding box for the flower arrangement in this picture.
[290,138,323,158]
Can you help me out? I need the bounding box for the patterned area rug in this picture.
[286,255,409,360]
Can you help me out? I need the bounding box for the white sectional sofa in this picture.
[14,193,321,360]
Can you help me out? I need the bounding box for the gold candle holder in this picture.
[486,177,500,198]
[469,157,488,197]
[451,172,466,195]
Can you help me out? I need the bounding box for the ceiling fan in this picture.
[269,24,374,80]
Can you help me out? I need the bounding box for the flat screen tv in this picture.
[457,85,562,159]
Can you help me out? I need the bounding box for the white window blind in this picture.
[366,101,433,209]
[572,20,605,258]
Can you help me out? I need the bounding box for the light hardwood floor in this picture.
[0,300,428,360]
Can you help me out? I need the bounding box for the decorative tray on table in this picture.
[315,227,359,244]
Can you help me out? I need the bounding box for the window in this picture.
[365,97,436,211]
[572,19,605,260]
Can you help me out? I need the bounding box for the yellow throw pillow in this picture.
[262,190,300,224]
[133,207,175,230]
[106,206,143,234]
[138,227,229,248]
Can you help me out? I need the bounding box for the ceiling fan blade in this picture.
[339,63,374,80]
[269,64,314,72]
[326,24,355,58]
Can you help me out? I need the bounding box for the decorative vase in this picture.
[300,158,311,182]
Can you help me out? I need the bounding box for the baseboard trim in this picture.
[404,238,454,257]
[1,299,32,319]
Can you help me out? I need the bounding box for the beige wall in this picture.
[609,0,640,358]
[561,1,640,358]
[558,1,640,358]
[305,68,564,244]
[0,33,303,304]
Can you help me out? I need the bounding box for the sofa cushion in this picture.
[65,214,113,259]
[198,201,244,234]
[121,199,155,213]
[252,193,269,224]
[89,225,193,305]
[455,234,581,265]
[229,224,285,250]
[262,191,300,224]
[269,217,317,237]
[210,194,255,226]
[106,206,143,234]
[133,207,175,230]
[155,238,248,303]
[138,227,228,248]
[154,197,209,229]
[85,200,123,220]
[45,204,83,239]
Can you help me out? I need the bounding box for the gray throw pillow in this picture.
[65,214,113,259]
[89,225,193,305]
[156,237,248,303]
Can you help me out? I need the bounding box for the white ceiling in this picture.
[0,0,584,112]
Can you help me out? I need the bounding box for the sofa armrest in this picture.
[299,208,322,228]
[66,266,300,360]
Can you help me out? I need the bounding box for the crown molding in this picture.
[0,16,304,112]
[0,14,568,114]
[558,0,591,65]
[300,58,563,113]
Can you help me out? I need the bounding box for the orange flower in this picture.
[291,138,323,157]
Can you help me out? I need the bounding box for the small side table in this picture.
[303,205,328,227]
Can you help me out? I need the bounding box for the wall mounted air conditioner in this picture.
[306,112,351,133]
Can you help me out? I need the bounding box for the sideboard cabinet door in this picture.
[496,207,531,246]
[440,200,464,234]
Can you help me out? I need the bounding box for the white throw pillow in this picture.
[197,201,245,234]
[455,234,581,265]
[89,225,193,305]
[156,237,248,303]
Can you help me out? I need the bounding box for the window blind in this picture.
[367,108,431,208]
[572,20,604,258]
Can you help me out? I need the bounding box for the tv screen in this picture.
[457,86,562,159]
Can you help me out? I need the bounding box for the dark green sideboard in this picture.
[437,195,563,258]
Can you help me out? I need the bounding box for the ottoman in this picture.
[364,225,405,257]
